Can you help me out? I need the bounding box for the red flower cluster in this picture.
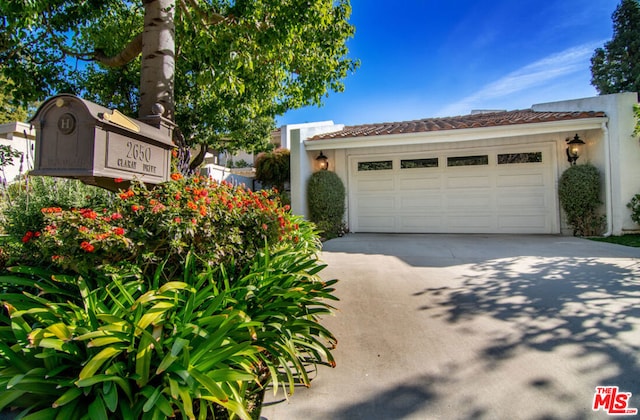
[102,212,123,222]
[80,241,95,252]
[21,231,40,243]
[80,208,98,220]
[119,189,135,200]
[149,200,165,214]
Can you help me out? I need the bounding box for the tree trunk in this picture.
[139,0,175,121]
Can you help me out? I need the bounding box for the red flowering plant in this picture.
[30,174,313,280]
[31,205,133,274]
[0,175,336,419]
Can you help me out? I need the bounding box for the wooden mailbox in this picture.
[30,94,174,190]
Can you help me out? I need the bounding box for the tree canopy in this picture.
[590,0,640,95]
[0,0,357,157]
[0,74,28,123]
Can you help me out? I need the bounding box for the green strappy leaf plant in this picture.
[0,256,261,419]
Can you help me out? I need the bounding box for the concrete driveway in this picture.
[261,234,640,420]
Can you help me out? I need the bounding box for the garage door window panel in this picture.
[497,152,542,164]
[358,160,393,171]
[447,155,489,167]
[401,158,439,169]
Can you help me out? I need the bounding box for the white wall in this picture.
[0,122,34,183]
[200,163,256,189]
[533,92,640,234]
[282,121,343,217]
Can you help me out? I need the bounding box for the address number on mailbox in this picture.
[126,141,152,163]
[106,132,165,178]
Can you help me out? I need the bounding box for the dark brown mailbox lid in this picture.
[31,94,174,148]
[29,94,175,189]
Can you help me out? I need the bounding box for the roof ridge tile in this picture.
[308,109,606,140]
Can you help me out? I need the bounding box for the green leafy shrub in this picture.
[17,175,304,279]
[0,236,20,271]
[307,170,346,239]
[229,159,252,168]
[255,149,290,192]
[0,176,113,237]
[627,193,640,225]
[634,103,640,137]
[0,174,337,418]
[0,144,23,184]
[558,163,605,236]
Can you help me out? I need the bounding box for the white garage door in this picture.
[349,144,559,234]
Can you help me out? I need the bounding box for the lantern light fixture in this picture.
[566,134,585,165]
[316,151,329,170]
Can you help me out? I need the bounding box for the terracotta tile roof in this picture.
[308,109,606,140]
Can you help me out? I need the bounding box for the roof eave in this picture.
[304,117,608,151]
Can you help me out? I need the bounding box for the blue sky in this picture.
[276,0,621,127]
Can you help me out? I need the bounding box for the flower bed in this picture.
[0,175,337,419]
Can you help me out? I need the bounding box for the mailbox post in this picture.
[30,94,175,191]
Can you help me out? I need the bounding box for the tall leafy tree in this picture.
[590,0,640,95]
[0,74,29,123]
[0,0,357,167]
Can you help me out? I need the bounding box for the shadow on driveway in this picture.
[262,234,640,420]
[417,251,640,388]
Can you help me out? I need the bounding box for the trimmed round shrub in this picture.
[558,163,605,236]
[307,170,346,239]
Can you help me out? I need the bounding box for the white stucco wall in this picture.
[0,122,35,183]
[281,121,344,217]
[533,92,640,234]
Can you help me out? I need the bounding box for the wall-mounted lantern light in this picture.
[565,134,585,165]
[316,151,329,170]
